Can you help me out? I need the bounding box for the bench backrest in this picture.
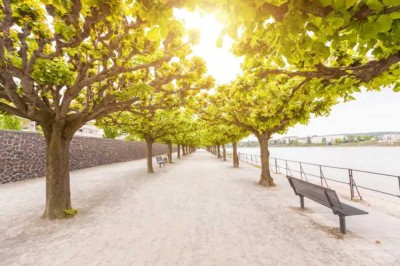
[155,156,162,162]
[287,176,342,210]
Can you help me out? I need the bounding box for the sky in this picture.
[174,10,243,84]
[174,10,400,138]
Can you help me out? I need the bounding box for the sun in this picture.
[174,9,243,85]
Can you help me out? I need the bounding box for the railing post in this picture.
[348,169,354,200]
[300,162,303,180]
[320,165,323,187]
[286,160,288,176]
[251,155,253,165]
[275,158,278,173]
[398,176,400,193]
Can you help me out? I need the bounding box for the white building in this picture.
[297,138,307,144]
[312,135,346,144]
[22,120,104,138]
[75,122,103,138]
[382,134,400,143]
[282,136,298,143]
[22,120,37,132]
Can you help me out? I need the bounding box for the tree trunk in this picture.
[257,133,275,187]
[182,145,186,156]
[146,138,154,173]
[177,144,181,159]
[217,145,221,158]
[167,142,172,163]
[222,144,227,161]
[43,125,72,219]
[232,142,239,168]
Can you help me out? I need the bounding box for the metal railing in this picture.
[238,152,400,200]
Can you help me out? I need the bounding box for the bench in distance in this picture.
[156,156,167,167]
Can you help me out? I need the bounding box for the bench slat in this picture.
[334,203,368,216]
[297,188,332,209]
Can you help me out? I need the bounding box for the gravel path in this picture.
[1,150,399,265]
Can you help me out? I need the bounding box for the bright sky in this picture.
[280,88,400,138]
[175,9,400,138]
[174,9,242,84]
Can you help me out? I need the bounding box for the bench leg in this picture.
[339,215,346,234]
[300,195,304,209]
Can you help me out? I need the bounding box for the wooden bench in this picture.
[287,175,368,234]
[156,156,167,167]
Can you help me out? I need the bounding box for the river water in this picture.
[232,146,400,197]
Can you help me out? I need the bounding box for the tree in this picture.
[195,115,249,167]
[0,114,21,130]
[0,0,196,219]
[159,109,198,162]
[97,57,214,173]
[102,126,118,139]
[206,74,336,186]
[307,136,312,144]
[213,1,400,93]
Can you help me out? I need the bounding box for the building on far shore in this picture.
[381,134,400,143]
[311,135,346,144]
[282,136,298,144]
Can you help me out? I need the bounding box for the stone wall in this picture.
[0,130,171,184]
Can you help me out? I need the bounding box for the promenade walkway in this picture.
[1,150,400,265]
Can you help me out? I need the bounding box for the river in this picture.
[231,146,400,197]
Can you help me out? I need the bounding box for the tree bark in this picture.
[182,145,186,156]
[177,144,181,159]
[232,142,239,168]
[222,144,227,161]
[146,137,154,173]
[257,133,275,187]
[217,145,221,158]
[167,142,172,163]
[42,124,72,219]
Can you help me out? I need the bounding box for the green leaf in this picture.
[346,0,358,8]
[327,17,345,29]
[146,27,160,42]
[390,12,400,19]
[227,23,238,39]
[382,0,400,6]
[319,0,332,7]
[377,15,393,32]
[216,36,223,48]
[366,0,384,11]
[332,0,346,9]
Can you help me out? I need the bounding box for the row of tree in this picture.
[1,0,400,219]
[194,0,400,186]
